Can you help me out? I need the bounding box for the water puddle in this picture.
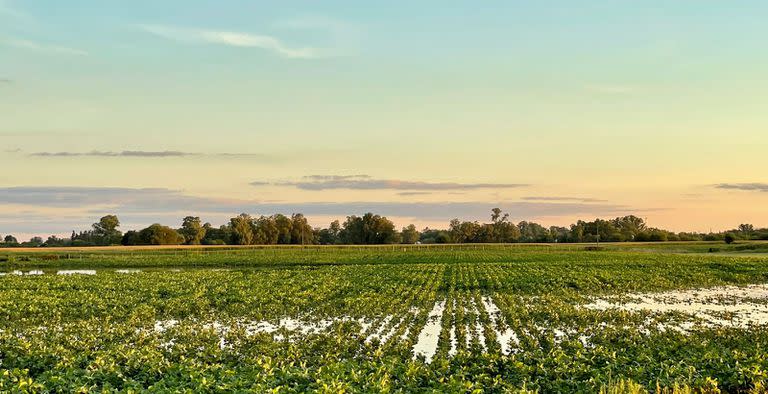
[0,270,43,276]
[584,283,768,328]
[412,300,445,362]
[482,296,518,354]
[57,270,96,275]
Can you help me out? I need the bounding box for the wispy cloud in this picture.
[3,38,87,56]
[522,196,608,203]
[714,183,768,193]
[31,150,198,158]
[303,175,371,181]
[138,24,322,59]
[29,150,270,159]
[253,175,530,191]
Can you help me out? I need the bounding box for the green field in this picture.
[2,243,768,392]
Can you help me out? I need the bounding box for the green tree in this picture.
[274,214,293,244]
[401,224,420,244]
[3,235,17,243]
[290,213,314,245]
[138,224,183,245]
[341,213,400,244]
[201,223,230,245]
[43,235,68,247]
[23,236,44,247]
[738,224,754,239]
[92,215,122,245]
[489,208,519,242]
[253,216,279,244]
[230,213,255,245]
[317,220,341,245]
[121,230,141,246]
[180,216,206,245]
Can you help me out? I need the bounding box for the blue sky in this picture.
[1,0,767,237]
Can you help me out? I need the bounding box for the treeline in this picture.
[1,210,767,248]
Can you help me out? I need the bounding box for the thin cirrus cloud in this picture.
[28,150,270,159]
[522,196,608,203]
[714,183,768,192]
[253,175,530,191]
[3,38,87,56]
[138,24,322,59]
[31,150,197,158]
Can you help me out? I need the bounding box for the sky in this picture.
[1,0,767,239]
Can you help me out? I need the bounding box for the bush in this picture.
[724,234,736,244]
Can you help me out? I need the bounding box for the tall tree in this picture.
[341,213,400,244]
[180,216,206,245]
[230,213,255,245]
[401,224,420,244]
[253,216,279,244]
[274,214,293,244]
[290,213,314,245]
[317,220,341,245]
[92,215,122,245]
[738,224,755,239]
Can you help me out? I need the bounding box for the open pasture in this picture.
[2,244,768,392]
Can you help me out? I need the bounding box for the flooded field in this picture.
[2,247,768,391]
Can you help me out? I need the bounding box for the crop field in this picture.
[2,244,768,392]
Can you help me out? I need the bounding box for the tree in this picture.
[44,235,68,247]
[253,216,279,244]
[738,224,754,239]
[230,213,255,245]
[23,236,44,247]
[274,214,293,244]
[450,219,482,243]
[201,223,230,245]
[180,216,206,245]
[290,213,314,245]
[3,235,17,243]
[724,233,736,244]
[341,213,400,244]
[518,221,550,243]
[549,226,570,243]
[401,224,420,244]
[92,215,122,245]
[317,220,341,245]
[121,230,141,246]
[489,208,519,242]
[434,232,451,243]
[613,215,646,241]
[137,224,183,245]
